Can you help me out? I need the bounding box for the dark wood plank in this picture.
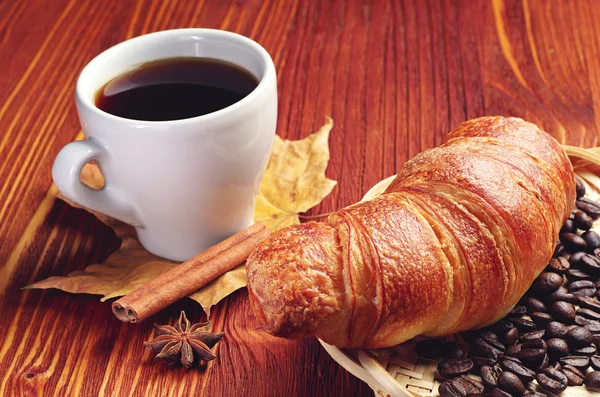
[1,0,600,396]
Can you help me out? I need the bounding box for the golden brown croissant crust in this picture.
[246,117,576,348]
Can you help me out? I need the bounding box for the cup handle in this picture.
[52,139,144,227]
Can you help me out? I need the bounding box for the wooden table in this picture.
[2,0,600,395]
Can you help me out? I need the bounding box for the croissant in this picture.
[246,117,576,348]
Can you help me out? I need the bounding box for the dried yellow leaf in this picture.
[254,117,337,230]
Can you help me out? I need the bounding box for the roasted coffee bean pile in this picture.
[420,178,600,397]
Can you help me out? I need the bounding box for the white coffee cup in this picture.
[52,29,277,261]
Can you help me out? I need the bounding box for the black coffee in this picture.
[95,57,258,121]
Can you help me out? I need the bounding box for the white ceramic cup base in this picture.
[52,29,277,262]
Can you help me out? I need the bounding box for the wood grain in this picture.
[1,0,600,396]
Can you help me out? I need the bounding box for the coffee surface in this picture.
[95,57,258,121]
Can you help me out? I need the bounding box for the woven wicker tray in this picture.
[318,145,600,397]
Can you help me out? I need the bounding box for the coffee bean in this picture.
[569,280,597,297]
[500,328,520,346]
[559,355,590,371]
[560,232,587,252]
[522,297,547,313]
[456,375,484,395]
[560,219,577,234]
[584,371,600,388]
[471,355,497,367]
[561,364,585,386]
[504,344,522,357]
[572,319,590,330]
[480,365,500,389]
[440,342,465,359]
[509,305,527,317]
[550,301,576,323]
[567,269,594,283]
[584,230,600,252]
[439,357,474,378]
[491,320,515,334]
[592,355,600,370]
[565,326,593,347]
[498,371,524,396]
[523,392,547,397]
[583,344,600,357]
[570,343,597,357]
[530,312,553,328]
[473,334,504,359]
[577,197,600,219]
[553,242,566,258]
[546,338,569,360]
[491,388,512,397]
[546,322,569,339]
[532,353,550,372]
[575,209,593,229]
[576,313,600,327]
[523,337,547,350]
[577,254,600,274]
[578,307,600,321]
[569,251,587,266]
[577,296,600,313]
[576,317,600,331]
[546,286,577,303]
[499,356,536,382]
[579,318,600,331]
[439,379,467,397]
[575,211,594,231]
[549,361,562,371]
[512,318,537,332]
[532,272,564,294]
[586,321,600,333]
[547,257,570,275]
[518,339,547,363]
[519,329,545,342]
[569,208,577,217]
[536,367,568,393]
[576,177,586,198]
[480,329,501,341]
[585,322,600,333]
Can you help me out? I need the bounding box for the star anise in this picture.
[144,311,224,369]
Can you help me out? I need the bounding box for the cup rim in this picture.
[75,28,276,126]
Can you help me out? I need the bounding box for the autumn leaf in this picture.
[254,116,337,230]
[27,119,337,316]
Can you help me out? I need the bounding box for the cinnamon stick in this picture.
[112,223,270,323]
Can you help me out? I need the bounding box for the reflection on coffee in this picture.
[95,57,258,121]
